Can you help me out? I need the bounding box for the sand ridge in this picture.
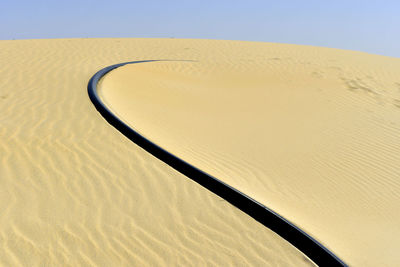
[89,60,344,266]
[0,39,314,266]
[99,47,400,266]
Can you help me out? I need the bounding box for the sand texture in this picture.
[99,43,400,266]
[0,39,315,266]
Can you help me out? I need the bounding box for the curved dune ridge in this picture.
[89,60,344,266]
[90,60,344,266]
[98,49,400,266]
[0,39,315,266]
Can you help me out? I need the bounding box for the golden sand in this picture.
[0,39,314,266]
[99,43,400,266]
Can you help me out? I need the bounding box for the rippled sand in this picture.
[0,39,314,266]
[99,44,400,266]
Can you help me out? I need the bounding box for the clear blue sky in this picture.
[1,0,399,57]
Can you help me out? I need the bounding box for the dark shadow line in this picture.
[87,60,347,266]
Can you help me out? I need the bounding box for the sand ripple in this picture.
[0,39,314,266]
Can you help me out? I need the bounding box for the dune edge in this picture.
[88,60,346,266]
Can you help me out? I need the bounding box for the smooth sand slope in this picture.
[99,46,400,266]
[0,39,314,266]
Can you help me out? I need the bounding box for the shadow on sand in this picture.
[88,60,346,266]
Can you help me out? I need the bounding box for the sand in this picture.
[99,43,400,266]
[0,39,315,266]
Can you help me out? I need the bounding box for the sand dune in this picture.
[0,39,314,266]
[98,46,400,266]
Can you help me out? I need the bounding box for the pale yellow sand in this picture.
[0,39,314,266]
[99,43,400,266]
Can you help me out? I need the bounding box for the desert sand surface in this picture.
[99,43,400,266]
[0,39,315,266]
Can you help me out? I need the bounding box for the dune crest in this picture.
[99,48,400,266]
